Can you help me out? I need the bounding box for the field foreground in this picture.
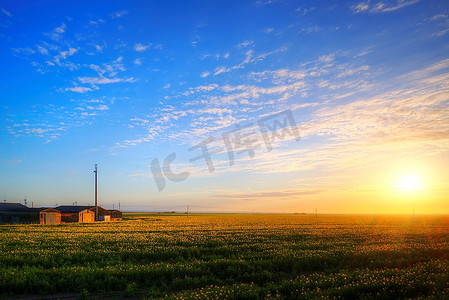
[1,214,449,299]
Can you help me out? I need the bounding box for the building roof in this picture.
[55,205,93,213]
[29,207,61,213]
[0,203,29,211]
[0,204,122,214]
[91,206,112,215]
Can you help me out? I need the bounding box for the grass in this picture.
[0,214,448,299]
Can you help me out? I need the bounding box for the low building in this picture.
[109,209,123,221]
[98,215,110,221]
[56,206,95,223]
[0,203,39,224]
[89,206,112,221]
[0,203,121,224]
[38,208,61,224]
[56,205,121,222]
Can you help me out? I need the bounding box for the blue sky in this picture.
[1,0,449,213]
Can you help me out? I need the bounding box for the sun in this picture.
[391,174,423,192]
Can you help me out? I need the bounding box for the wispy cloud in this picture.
[44,23,66,41]
[1,8,12,17]
[238,40,254,48]
[57,47,78,59]
[11,48,35,55]
[191,34,200,48]
[134,43,151,52]
[77,104,109,111]
[254,0,278,7]
[119,52,449,193]
[250,69,306,83]
[65,86,93,93]
[184,59,449,179]
[200,71,210,78]
[433,28,449,37]
[89,56,126,77]
[295,7,315,16]
[52,47,79,70]
[352,0,420,14]
[6,96,116,143]
[89,18,105,26]
[428,13,449,37]
[352,2,370,13]
[125,52,377,152]
[211,189,324,201]
[212,47,286,76]
[36,45,49,55]
[111,10,129,18]
[78,76,135,85]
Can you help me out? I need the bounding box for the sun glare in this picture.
[391,175,423,192]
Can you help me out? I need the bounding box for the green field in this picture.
[1,214,448,299]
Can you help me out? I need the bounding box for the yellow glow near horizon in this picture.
[391,174,423,192]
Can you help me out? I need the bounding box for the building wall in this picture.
[40,212,61,224]
[89,206,112,218]
[98,215,111,221]
[111,211,122,218]
[110,210,123,221]
[60,212,79,223]
[79,211,94,223]
[1,206,121,224]
[0,212,40,224]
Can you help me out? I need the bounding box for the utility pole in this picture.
[94,164,98,221]
[315,208,318,218]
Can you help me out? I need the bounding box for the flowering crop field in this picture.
[1,214,449,299]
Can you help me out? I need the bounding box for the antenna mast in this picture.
[94,164,98,221]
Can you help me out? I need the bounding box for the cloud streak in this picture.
[352,0,420,14]
[1,8,12,17]
[134,43,151,52]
